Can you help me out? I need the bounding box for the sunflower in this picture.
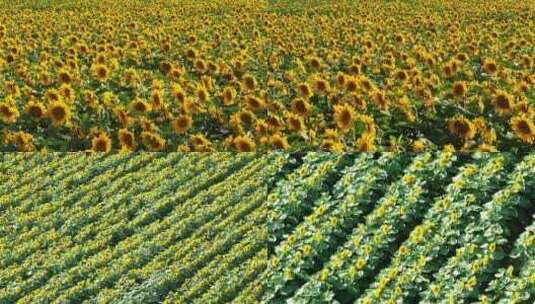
[311,77,330,96]
[287,113,306,133]
[321,138,344,152]
[170,83,186,103]
[25,100,46,120]
[355,133,376,152]
[492,90,514,116]
[241,74,257,92]
[90,64,110,82]
[371,90,390,111]
[345,77,359,93]
[336,72,347,88]
[233,135,256,152]
[394,70,408,82]
[83,90,98,109]
[255,119,269,136]
[510,115,535,144]
[323,128,340,141]
[0,102,20,124]
[333,103,355,132]
[270,133,289,150]
[412,138,427,152]
[194,59,207,73]
[520,55,532,69]
[448,115,476,141]
[221,86,236,106]
[9,131,34,152]
[59,84,75,103]
[159,61,173,74]
[482,59,498,75]
[477,143,497,152]
[57,69,73,84]
[185,47,198,60]
[150,90,164,110]
[296,82,313,98]
[45,88,61,103]
[113,106,133,128]
[357,114,377,137]
[129,98,151,114]
[451,81,467,99]
[141,131,166,151]
[172,115,193,134]
[177,144,190,152]
[238,109,256,126]
[118,129,136,151]
[456,53,469,62]
[4,81,20,97]
[47,100,71,126]
[308,56,322,70]
[245,95,265,112]
[267,114,284,133]
[358,76,374,92]
[190,133,211,151]
[196,85,210,103]
[292,97,312,117]
[90,133,112,153]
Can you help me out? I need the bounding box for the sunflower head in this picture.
[190,133,211,151]
[141,131,165,151]
[233,135,256,152]
[510,115,535,144]
[333,103,355,132]
[321,138,344,153]
[296,82,313,98]
[448,115,476,141]
[412,138,427,152]
[172,115,193,134]
[196,85,209,103]
[292,97,312,117]
[221,86,236,106]
[118,129,136,151]
[451,81,467,98]
[345,77,359,92]
[91,133,112,153]
[270,133,289,150]
[286,113,305,133]
[245,95,265,112]
[238,109,256,126]
[308,56,322,70]
[130,98,151,114]
[0,102,20,124]
[241,74,257,92]
[91,64,110,82]
[255,119,269,136]
[47,100,71,127]
[492,90,514,116]
[312,77,329,95]
[482,59,498,75]
[25,101,46,120]
[355,133,376,152]
[150,90,164,110]
[57,69,73,84]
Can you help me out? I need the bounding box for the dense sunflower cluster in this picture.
[0,0,533,152]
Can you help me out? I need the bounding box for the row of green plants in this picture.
[1,153,288,304]
[258,152,534,304]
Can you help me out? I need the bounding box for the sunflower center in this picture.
[517,121,532,134]
[51,107,66,120]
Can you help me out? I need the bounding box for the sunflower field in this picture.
[0,0,533,152]
[1,152,534,303]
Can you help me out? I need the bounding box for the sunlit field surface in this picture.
[0,0,533,152]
